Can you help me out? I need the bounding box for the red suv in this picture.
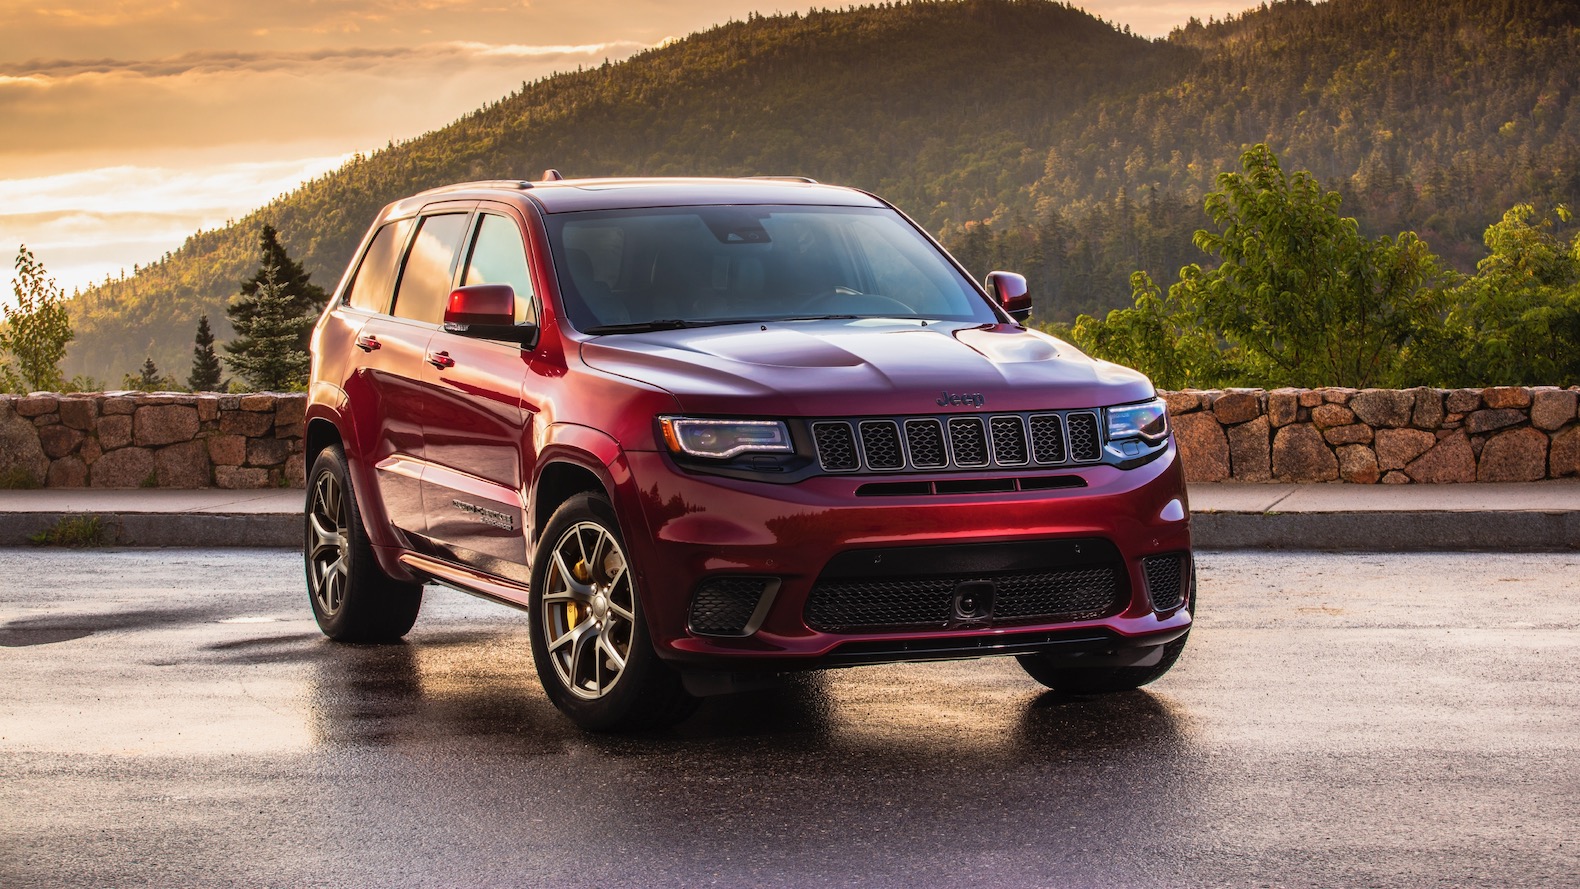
[304,176,1194,730]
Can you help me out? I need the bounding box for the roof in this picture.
[402,177,889,215]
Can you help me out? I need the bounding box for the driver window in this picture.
[462,214,537,326]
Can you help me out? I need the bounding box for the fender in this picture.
[306,382,419,581]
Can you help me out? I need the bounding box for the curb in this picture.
[2,510,1576,551]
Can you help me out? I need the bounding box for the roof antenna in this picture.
[541,169,565,181]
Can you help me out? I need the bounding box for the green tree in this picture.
[1,245,74,393]
[123,356,168,392]
[1427,205,1580,386]
[224,258,314,391]
[232,224,326,354]
[188,314,224,391]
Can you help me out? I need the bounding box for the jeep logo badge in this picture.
[936,390,986,408]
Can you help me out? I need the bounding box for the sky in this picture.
[0,0,1264,305]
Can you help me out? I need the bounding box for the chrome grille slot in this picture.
[948,417,989,466]
[858,420,904,470]
[1067,411,1101,462]
[813,421,859,471]
[905,419,947,468]
[1029,414,1067,464]
[989,416,1029,465]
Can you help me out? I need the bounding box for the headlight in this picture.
[1106,398,1169,443]
[660,417,794,459]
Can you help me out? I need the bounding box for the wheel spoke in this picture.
[548,618,588,654]
[597,634,627,674]
[551,551,595,599]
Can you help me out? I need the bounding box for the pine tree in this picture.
[123,357,164,391]
[188,314,224,391]
[230,224,325,355]
[224,259,314,391]
[1,245,73,393]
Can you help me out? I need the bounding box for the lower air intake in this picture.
[689,577,776,636]
[1143,553,1188,612]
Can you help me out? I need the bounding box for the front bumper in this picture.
[613,441,1193,669]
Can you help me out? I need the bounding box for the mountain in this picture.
[62,0,1580,383]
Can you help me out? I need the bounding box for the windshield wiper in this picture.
[772,314,858,322]
[583,318,762,335]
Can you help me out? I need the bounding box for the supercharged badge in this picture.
[451,499,515,531]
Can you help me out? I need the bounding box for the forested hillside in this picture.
[63,0,1580,382]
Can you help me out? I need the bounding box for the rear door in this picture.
[420,204,539,566]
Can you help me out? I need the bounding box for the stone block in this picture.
[215,465,270,489]
[57,398,97,430]
[1481,386,1531,409]
[247,437,292,467]
[1336,445,1380,484]
[155,440,212,488]
[284,453,307,487]
[1445,389,1482,413]
[90,447,155,487]
[15,395,57,417]
[196,396,221,422]
[207,434,248,466]
[1530,389,1577,431]
[1310,403,1355,429]
[1163,391,1201,414]
[240,394,277,411]
[1404,432,1475,483]
[220,410,274,437]
[1212,390,1261,425]
[1381,471,1411,484]
[274,422,305,441]
[1411,388,1445,430]
[1267,389,1300,427]
[1551,427,1580,477]
[47,456,87,487]
[275,397,307,428]
[98,415,133,450]
[1464,409,1525,435]
[1272,424,1338,482]
[1477,427,1548,482]
[0,405,48,486]
[1350,389,1414,428]
[1227,416,1271,481]
[1375,429,1436,471]
[38,424,84,459]
[32,413,60,427]
[1323,424,1373,446]
[101,396,138,415]
[1322,388,1357,404]
[134,405,200,447]
[80,438,102,466]
[1172,412,1230,483]
[1297,390,1324,408]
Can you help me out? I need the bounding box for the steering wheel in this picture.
[802,286,915,315]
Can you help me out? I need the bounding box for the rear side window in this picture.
[462,214,537,326]
[392,213,471,324]
[344,218,413,313]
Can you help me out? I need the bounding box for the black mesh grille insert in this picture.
[989,416,1029,465]
[813,422,858,471]
[1029,414,1067,464]
[905,419,947,468]
[859,420,904,470]
[689,577,772,635]
[1067,412,1101,462]
[948,417,989,466]
[1143,554,1186,612]
[806,566,1123,632]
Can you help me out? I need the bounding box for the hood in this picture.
[579,319,1155,416]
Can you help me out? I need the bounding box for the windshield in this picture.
[545,205,996,332]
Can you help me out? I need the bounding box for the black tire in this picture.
[303,445,422,642]
[1017,632,1189,695]
[528,492,695,732]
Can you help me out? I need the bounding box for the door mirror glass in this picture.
[984,271,1032,321]
[443,284,537,344]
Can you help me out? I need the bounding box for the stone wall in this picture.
[1168,386,1580,483]
[0,393,306,489]
[2,388,1578,488]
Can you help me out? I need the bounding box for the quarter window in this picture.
[344,218,413,313]
[392,213,470,324]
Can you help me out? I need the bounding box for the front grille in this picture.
[806,565,1124,632]
[1143,554,1187,612]
[812,409,1104,474]
[689,577,775,636]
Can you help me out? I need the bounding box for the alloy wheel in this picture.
[307,470,350,617]
[540,521,636,700]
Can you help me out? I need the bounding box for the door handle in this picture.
[426,350,455,370]
[355,334,381,352]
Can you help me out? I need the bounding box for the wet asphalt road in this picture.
[1,549,1577,888]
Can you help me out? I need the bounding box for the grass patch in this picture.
[28,515,108,547]
[0,467,40,489]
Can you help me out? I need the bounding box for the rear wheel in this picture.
[528,492,694,731]
[304,445,422,642]
[1017,633,1189,694]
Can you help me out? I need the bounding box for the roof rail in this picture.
[743,175,819,184]
[412,179,534,197]
[541,169,565,181]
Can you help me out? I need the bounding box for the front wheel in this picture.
[528,493,695,732]
[304,445,422,642]
[1017,633,1189,695]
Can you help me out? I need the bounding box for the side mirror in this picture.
[985,271,1032,322]
[443,284,537,345]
